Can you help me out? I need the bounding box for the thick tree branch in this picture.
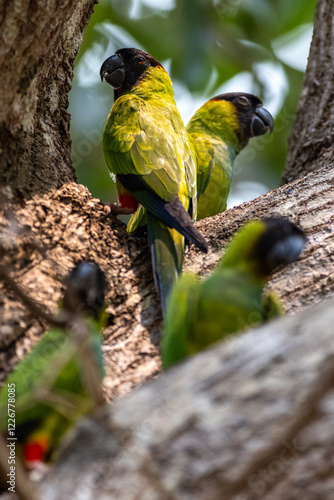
[37,296,334,500]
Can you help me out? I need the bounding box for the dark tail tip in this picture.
[182,224,208,253]
[196,235,208,253]
[163,196,209,253]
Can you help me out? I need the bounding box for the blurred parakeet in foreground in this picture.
[187,92,274,220]
[0,261,106,467]
[100,48,207,315]
[161,218,305,369]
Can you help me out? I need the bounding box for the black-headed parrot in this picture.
[100,48,208,315]
[161,218,305,369]
[0,261,106,467]
[187,92,274,220]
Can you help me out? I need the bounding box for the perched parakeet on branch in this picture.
[161,218,305,369]
[187,92,274,220]
[0,261,106,467]
[100,48,208,315]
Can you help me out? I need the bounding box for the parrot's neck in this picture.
[219,221,268,282]
[129,66,175,103]
[187,100,243,153]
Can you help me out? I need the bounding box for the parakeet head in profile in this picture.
[252,217,306,276]
[221,217,306,279]
[100,48,165,99]
[210,92,274,147]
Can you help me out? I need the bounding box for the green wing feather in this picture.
[127,205,147,235]
[191,133,214,198]
[103,95,196,204]
[196,141,234,220]
[187,99,239,221]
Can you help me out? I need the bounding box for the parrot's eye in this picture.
[136,56,146,64]
[236,96,249,108]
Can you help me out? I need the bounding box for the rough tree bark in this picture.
[0,0,96,196]
[0,0,333,498]
[282,0,334,183]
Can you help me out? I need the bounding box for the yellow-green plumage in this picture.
[103,65,197,211]
[161,218,305,369]
[187,93,274,220]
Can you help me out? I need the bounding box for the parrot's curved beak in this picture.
[268,233,306,267]
[258,219,306,274]
[251,106,274,137]
[100,54,125,89]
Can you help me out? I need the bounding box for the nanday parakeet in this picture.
[0,261,107,466]
[161,218,305,369]
[100,48,208,316]
[187,92,274,220]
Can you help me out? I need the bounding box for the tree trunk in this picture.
[0,0,96,197]
[0,0,334,498]
[282,0,334,184]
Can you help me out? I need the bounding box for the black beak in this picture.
[251,106,274,137]
[268,233,305,267]
[259,218,306,274]
[100,54,125,89]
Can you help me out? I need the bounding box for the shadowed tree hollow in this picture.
[0,0,333,498]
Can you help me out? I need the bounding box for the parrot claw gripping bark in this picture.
[100,48,207,315]
[0,261,107,467]
[187,92,274,220]
[161,218,306,369]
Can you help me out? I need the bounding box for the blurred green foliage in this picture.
[69,0,316,208]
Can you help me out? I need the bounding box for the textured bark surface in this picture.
[0,0,96,197]
[282,0,334,184]
[36,296,334,500]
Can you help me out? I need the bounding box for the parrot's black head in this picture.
[63,261,106,319]
[255,217,306,276]
[100,48,164,100]
[213,92,274,147]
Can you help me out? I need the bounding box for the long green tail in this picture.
[147,212,183,317]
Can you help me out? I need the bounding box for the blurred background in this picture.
[69,0,316,211]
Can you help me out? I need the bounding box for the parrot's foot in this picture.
[103,203,136,216]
